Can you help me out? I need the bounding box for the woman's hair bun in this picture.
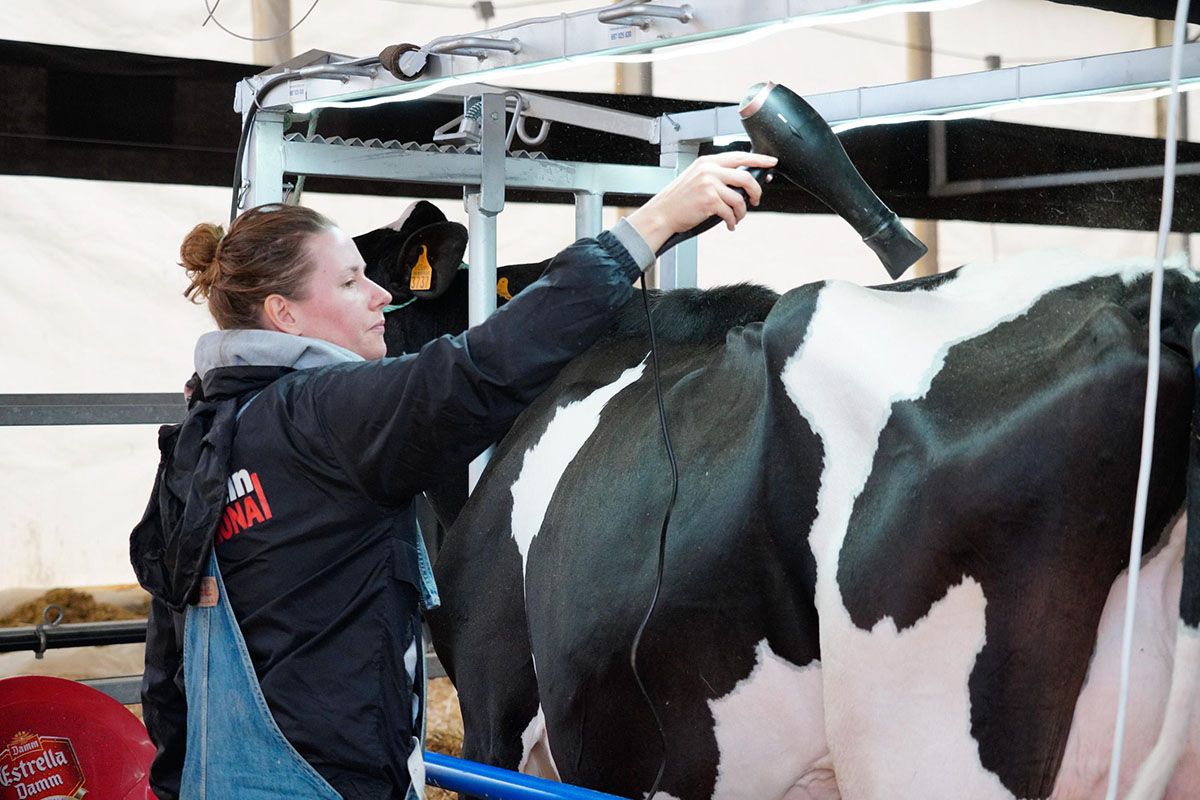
[179,222,225,301]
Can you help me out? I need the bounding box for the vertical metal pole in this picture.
[574,192,604,239]
[656,143,699,289]
[243,110,287,213]
[466,192,498,329]
[467,91,507,492]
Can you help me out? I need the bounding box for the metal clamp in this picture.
[34,604,63,660]
[598,3,694,27]
[430,36,522,60]
[433,91,553,152]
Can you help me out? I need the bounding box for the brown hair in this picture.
[179,203,335,329]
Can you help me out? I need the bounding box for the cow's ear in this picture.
[402,221,469,300]
[386,200,448,242]
[495,261,550,305]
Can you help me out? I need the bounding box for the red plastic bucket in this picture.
[0,675,154,800]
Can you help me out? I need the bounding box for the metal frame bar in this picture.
[659,43,1200,144]
[574,192,605,239]
[656,142,699,289]
[254,0,963,112]
[75,657,445,705]
[279,138,675,195]
[0,394,184,426]
[80,675,144,706]
[466,92,508,489]
[244,110,287,213]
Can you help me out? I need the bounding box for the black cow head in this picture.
[356,200,468,303]
[354,201,549,358]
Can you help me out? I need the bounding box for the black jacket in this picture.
[131,232,642,799]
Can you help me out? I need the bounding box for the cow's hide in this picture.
[428,253,1200,800]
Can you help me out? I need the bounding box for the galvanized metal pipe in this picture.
[466,189,498,491]
[0,393,184,426]
[574,191,604,240]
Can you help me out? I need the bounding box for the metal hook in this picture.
[598,3,694,29]
[517,115,551,147]
[429,36,522,61]
[502,92,526,152]
[34,604,63,660]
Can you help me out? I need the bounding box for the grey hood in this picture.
[194,329,363,375]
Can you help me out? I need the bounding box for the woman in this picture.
[131,151,776,800]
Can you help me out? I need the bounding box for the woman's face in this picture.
[286,226,393,359]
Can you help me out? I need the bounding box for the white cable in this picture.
[1104,3,1191,799]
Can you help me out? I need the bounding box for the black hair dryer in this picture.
[740,81,927,280]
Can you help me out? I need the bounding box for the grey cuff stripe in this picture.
[610,218,657,271]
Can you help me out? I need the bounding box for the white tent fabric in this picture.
[0,0,1189,588]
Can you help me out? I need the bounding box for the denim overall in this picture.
[180,537,440,799]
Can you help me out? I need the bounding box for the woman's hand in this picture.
[625,151,779,254]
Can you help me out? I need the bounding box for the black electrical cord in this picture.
[629,280,680,800]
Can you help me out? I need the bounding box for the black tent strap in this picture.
[2,38,1198,231]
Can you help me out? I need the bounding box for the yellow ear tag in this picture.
[497,277,513,302]
[409,245,433,292]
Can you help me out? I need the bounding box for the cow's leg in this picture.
[1126,340,1200,800]
[427,515,539,773]
[534,623,833,800]
[1050,514,1198,799]
[527,499,832,800]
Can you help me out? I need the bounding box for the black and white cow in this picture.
[427,253,1200,800]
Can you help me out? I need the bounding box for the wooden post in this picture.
[907,12,939,277]
[252,0,293,66]
[1156,19,1192,263]
[614,2,654,284]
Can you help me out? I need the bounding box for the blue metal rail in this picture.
[425,751,629,800]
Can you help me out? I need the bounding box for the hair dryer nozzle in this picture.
[864,217,929,280]
[739,81,927,279]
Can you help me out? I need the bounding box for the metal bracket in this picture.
[434,92,553,151]
[598,3,694,27]
[35,604,63,660]
[480,92,508,213]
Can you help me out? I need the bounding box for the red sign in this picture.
[0,731,87,799]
